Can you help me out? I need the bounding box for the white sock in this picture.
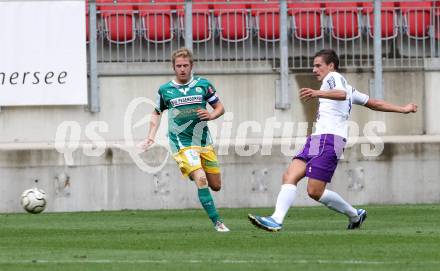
[271,184,297,224]
[318,189,359,222]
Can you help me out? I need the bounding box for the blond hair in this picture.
[171,47,193,66]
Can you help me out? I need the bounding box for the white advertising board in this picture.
[0,0,87,106]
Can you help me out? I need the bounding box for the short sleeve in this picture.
[155,90,167,113]
[351,86,369,105]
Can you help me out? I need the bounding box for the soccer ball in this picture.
[21,188,47,214]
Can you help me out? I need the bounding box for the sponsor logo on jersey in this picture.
[170,95,203,107]
[178,87,190,95]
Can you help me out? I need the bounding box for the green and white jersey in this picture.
[155,76,219,153]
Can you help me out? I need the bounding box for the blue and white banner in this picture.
[0,0,87,106]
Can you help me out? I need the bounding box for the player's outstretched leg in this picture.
[192,169,230,232]
[247,183,297,232]
[308,179,365,230]
[317,188,367,229]
[247,184,296,232]
[347,209,367,230]
[248,214,282,232]
[248,160,305,232]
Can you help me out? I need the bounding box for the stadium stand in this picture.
[138,1,174,43]
[86,1,440,67]
[87,1,439,43]
[288,2,323,41]
[399,1,433,39]
[251,1,280,41]
[324,2,361,40]
[212,0,250,42]
[97,0,136,43]
[362,2,398,39]
[177,0,212,43]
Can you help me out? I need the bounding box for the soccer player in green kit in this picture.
[139,48,229,232]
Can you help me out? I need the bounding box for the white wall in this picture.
[1,142,439,213]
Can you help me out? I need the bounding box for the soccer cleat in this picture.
[347,209,367,230]
[248,214,282,232]
[214,221,230,232]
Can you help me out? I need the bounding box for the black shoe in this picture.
[347,209,367,230]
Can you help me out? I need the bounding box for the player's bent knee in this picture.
[282,172,299,185]
[197,180,208,188]
[206,173,222,191]
[307,187,323,201]
[195,176,208,188]
[209,183,221,191]
[282,172,292,182]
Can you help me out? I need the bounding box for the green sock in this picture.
[198,187,220,224]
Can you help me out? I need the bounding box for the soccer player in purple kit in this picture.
[248,49,418,231]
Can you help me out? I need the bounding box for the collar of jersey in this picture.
[171,76,194,87]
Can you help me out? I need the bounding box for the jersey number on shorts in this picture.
[184,149,201,166]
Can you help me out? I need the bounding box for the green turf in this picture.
[1,205,440,271]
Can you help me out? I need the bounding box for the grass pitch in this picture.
[1,205,439,271]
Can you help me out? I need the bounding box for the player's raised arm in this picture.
[365,99,418,114]
[351,85,418,114]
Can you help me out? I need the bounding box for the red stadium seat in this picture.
[399,1,433,39]
[362,2,397,40]
[288,3,323,41]
[251,2,280,41]
[213,0,250,42]
[138,2,174,43]
[325,2,361,40]
[177,0,212,43]
[97,0,136,44]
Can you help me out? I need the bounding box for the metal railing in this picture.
[87,1,440,71]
